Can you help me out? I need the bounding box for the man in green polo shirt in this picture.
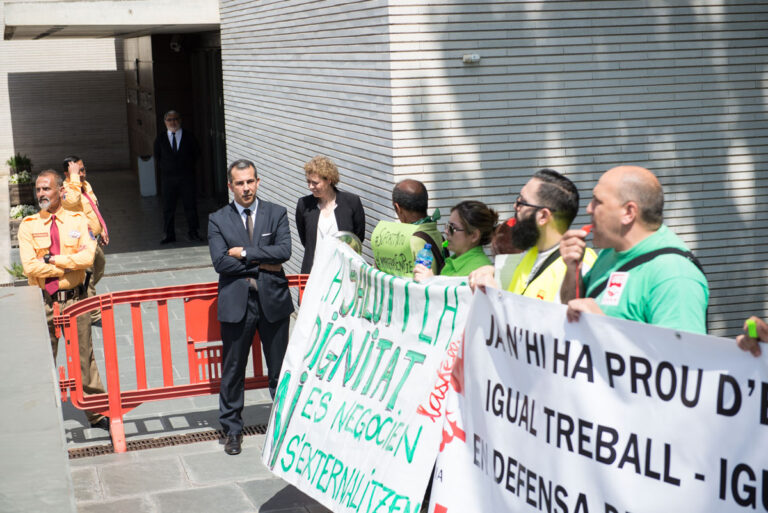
[560,165,709,334]
[371,179,445,277]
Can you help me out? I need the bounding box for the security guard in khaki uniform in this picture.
[18,169,109,430]
[61,156,109,324]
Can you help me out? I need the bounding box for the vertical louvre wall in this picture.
[0,38,128,172]
[387,1,768,337]
[219,0,395,269]
[219,0,767,337]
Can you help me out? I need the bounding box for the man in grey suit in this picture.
[208,159,294,455]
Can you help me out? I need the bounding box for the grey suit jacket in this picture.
[208,200,294,324]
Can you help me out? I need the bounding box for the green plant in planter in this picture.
[4,263,26,280]
[10,204,37,219]
[9,170,32,184]
[6,153,32,173]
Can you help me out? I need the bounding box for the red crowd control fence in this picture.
[54,274,309,453]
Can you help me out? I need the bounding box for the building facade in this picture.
[2,1,765,336]
[219,0,768,337]
[0,35,129,172]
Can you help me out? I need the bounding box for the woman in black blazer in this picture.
[295,156,366,273]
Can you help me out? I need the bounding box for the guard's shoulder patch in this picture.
[21,215,38,222]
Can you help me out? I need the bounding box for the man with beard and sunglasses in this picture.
[469,168,595,302]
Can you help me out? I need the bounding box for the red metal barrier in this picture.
[54,274,309,453]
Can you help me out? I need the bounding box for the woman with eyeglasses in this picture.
[414,200,498,281]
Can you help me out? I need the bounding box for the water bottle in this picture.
[415,243,434,269]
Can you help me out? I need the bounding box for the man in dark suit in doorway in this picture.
[154,110,202,243]
[208,159,294,455]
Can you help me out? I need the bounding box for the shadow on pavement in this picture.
[62,400,273,446]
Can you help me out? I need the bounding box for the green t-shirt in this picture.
[442,245,492,277]
[371,220,444,278]
[583,224,709,334]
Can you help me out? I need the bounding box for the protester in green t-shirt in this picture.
[371,179,445,278]
[414,200,497,281]
[560,165,709,334]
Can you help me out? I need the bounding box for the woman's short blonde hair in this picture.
[304,155,340,186]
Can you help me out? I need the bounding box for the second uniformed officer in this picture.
[61,155,109,324]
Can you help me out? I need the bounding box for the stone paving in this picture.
[3,168,330,512]
[69,433,328,513]
[0,285,77,513]
[61,260,327,512]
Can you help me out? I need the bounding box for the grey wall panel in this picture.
[220,0,395,269]
[0,39,129,174]
[220,0,768,337]
[386,1,768,337]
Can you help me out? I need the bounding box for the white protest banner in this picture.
[263,239,472,513]
[431,289,768,513]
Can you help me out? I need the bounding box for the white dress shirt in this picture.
[234,198,259,232]
[167,128,183,147]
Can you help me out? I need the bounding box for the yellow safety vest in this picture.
[507,246,597,302]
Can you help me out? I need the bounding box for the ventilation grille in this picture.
[68,423,268,459]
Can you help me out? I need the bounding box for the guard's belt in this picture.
[42,284,86,303]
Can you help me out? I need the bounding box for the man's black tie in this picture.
[171,132,178,152]
[243,208,257,291]
[244,208,253,241]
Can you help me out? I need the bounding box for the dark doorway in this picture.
[122,31,227,212]
[190,42,228,204]
[152,32,228,206]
